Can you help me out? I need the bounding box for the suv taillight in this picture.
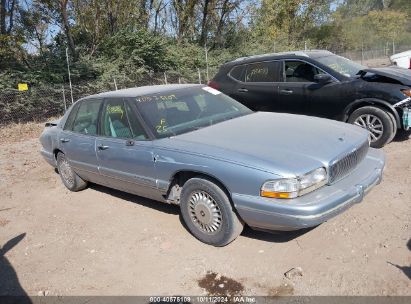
[208,80,220,90]
[409,58,411,69]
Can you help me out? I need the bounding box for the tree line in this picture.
[0,0,410,90]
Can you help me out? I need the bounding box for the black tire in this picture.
[348,106,395,148]
[56,152,88,191]
[180,178,244,246]
[386,111,397,144]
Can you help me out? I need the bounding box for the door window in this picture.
[284,61,322,82]
[71,99,102,135]
[245,61,283,82]
[229,65,245,82]
[102,99,147,140]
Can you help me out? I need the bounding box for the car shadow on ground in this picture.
[0,233,31,302]
[241,225,314,243]
[89,183,314,244]
[89,183,180,215]
[387,239,411,280]
[393,129,411,142]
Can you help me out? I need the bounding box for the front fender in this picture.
[342,98,400,128]
[153,149,281,198]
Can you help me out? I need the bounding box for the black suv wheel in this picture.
[348,106,395,148]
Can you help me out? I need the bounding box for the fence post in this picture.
[205,44,209,82]
[392,39,395,55]
[149,70,153,86]
[164,72,168,84]
[178,77,181,84]
[361,43,364,65]
[197,68,202,84]
[113,78,118,90]
[62,85,67,111]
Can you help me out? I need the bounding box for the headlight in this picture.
[261,168,328,199]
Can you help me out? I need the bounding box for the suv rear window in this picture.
[245,61,283,82]
[229,65,245,82]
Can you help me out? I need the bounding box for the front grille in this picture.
[328,141,369,184]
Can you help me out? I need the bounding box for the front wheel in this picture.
[348,106,395,148]
[180,178,244,246]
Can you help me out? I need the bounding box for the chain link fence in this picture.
[337,45,411,64]
[1,44,410,127]
[0,68,218,126]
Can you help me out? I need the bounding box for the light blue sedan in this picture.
[40,84,385,246]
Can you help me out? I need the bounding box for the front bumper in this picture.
[232,148,385,231]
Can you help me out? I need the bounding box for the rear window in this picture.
[229,65,245,82]
[245,61,283,82]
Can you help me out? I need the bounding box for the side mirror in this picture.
[314,73,332,84]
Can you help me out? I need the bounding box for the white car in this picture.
[390,50,411,69]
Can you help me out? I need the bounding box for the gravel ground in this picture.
[0,122,410,296]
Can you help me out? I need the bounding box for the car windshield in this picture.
[134,86,253,138]
[316,54,366,77]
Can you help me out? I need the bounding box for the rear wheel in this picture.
[180,178,244,246]
[56,152,88,191]
[348,106,395,148]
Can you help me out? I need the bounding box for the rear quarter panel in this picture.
[39,125,62,166]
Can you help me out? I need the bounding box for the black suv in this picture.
[210,50,411,148]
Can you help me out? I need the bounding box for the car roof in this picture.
[225,50,334,66]
[80,84,203,100]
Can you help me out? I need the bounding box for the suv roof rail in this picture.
[227,49,333,64]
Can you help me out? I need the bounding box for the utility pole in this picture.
[65,48,74,104]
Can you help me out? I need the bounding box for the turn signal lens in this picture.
[401,89,411,97]
[260,191,294,199]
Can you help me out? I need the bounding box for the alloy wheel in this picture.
[354,114,384,142]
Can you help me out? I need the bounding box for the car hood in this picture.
[390,50,411,60]
[157,112,369,177]
[360,67,411,86]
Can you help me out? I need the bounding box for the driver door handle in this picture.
[97,145,109,151]
[280,89,293,95]
[238,88,248,92]
[60,138,70,143]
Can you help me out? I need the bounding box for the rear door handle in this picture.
[97,145,109,150]
[280,89,293,95]
[60,138,70,143]
[238,88,248,92]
